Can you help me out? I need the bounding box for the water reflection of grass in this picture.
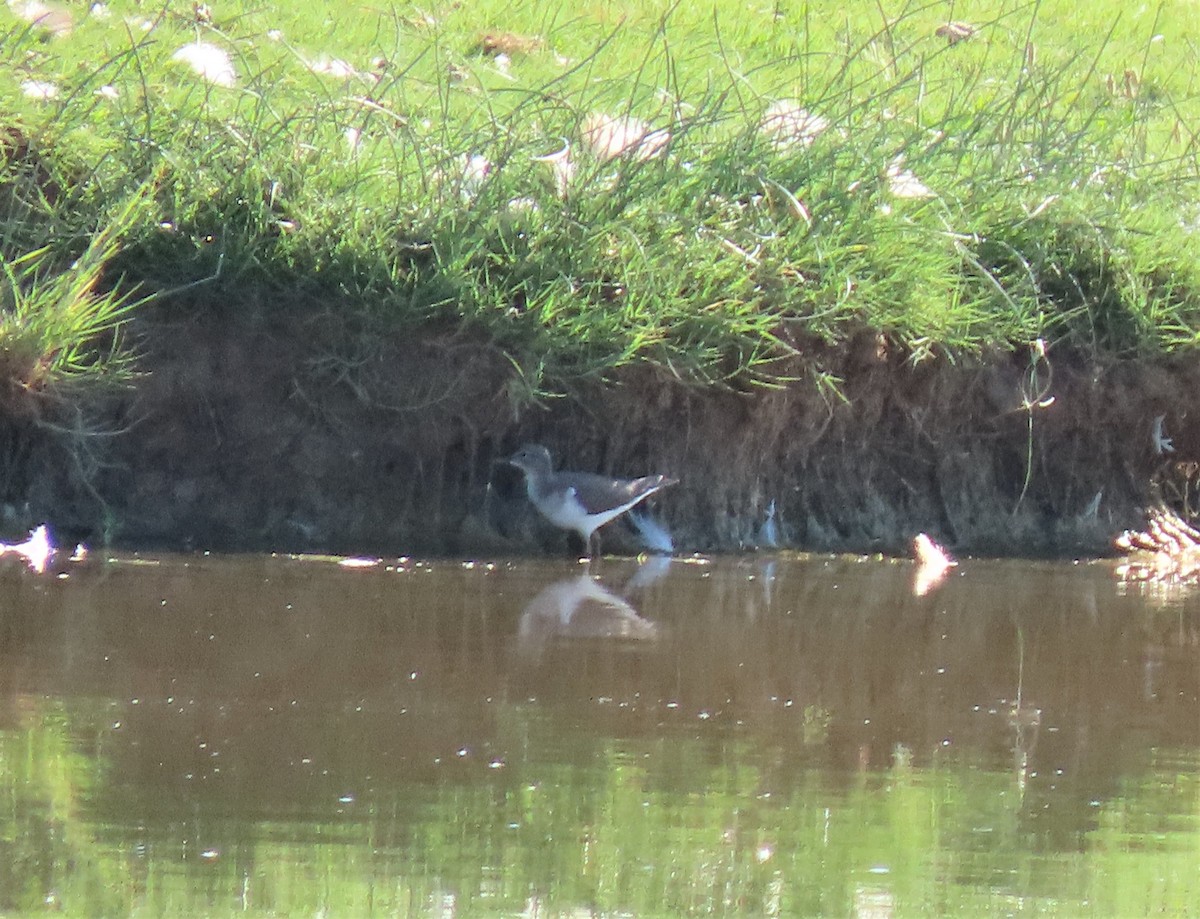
[0,698,123,915]
[1087,756,1200,915]
[0,556,1196,915]
[3,706,1196,916]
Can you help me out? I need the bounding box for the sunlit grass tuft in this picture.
[0,181,154,413]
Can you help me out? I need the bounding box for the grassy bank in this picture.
[4,0,1200,404]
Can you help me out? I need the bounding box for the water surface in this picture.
[0,552,1196,916]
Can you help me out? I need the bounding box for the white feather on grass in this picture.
[758,101,829,150]
[580,113,670,162]
[20,80,59,100]
[172,41,237,88]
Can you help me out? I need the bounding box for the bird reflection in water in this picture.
[516,557,671,658]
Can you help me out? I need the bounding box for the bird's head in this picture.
[506,444,555,477]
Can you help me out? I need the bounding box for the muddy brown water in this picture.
[0,551,1195,916]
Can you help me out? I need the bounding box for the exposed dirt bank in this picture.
[0,306,1192,557]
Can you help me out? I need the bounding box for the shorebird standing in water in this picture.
[505,444,677,556]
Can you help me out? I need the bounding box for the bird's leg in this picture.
[566,531,588,558]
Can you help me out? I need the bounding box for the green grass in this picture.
[4,0,1200,398]
[0,185,147,411]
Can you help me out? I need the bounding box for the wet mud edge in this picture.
[0,309,1192,557]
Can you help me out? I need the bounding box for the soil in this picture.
[0,304,1193,558]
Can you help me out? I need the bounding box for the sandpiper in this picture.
[506,444,677,556]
